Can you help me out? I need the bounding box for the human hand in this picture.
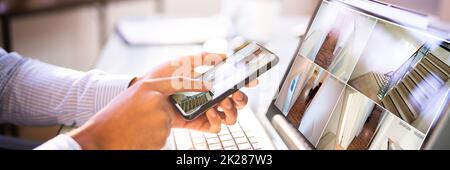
[70,53,257,149]
[69,76,210,149]
[131,53,256,133]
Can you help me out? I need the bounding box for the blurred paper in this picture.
[117,17,227,45]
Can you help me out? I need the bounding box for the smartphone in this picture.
[170,42,280,120]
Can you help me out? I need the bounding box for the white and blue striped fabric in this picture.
[0,48,134,149]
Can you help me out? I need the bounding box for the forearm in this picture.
[0,50,135,127]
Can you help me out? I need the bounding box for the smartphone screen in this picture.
[170,42,279,120]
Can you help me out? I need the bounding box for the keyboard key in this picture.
[208,143,223,150]
[194,143,209,150]
[172,121,263,150]
[173,131,194,150]
[224,146,238,150]
[244,131,255,138]
[228,125,242,133]
[190,131,204,138]
[248,137,258,143]
[251,142,262,149]
[231,131,245,138]
[192,137,206,144]
[177,144,195,150]
[176,140,194,150]
[221,124,228,129]
[174,132,191,142]
[234,137,249,144]
[238,143,253,150]
[204,133,218,139]
[219,134,232,141]
[221,140,236,147]
[206,137,220,144]
[240,125,249,130]
[218,129,231,136]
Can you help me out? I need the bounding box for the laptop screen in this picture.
[274,0,450,150]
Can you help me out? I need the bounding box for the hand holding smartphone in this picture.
[170,42,279,120]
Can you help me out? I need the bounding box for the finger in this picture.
[231,91,248,110]
[192,71,204,78]
[145,76,211,95]
[205,108,222,133]
[218,98,238,125]
[245,79,259,88]
[174,113,208,130]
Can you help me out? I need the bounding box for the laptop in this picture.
[169,0,450,150]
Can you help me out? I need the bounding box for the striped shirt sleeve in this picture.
[33,134,82,150]
[0,49,135,127]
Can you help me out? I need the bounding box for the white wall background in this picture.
[4,0,448,72]
[12,6,102,71]
[4,0,321,72]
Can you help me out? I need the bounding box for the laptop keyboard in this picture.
[171,122,262,150]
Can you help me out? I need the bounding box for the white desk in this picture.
[96,16,309,115]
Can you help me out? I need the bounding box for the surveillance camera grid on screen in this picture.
[275,0,450,150]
